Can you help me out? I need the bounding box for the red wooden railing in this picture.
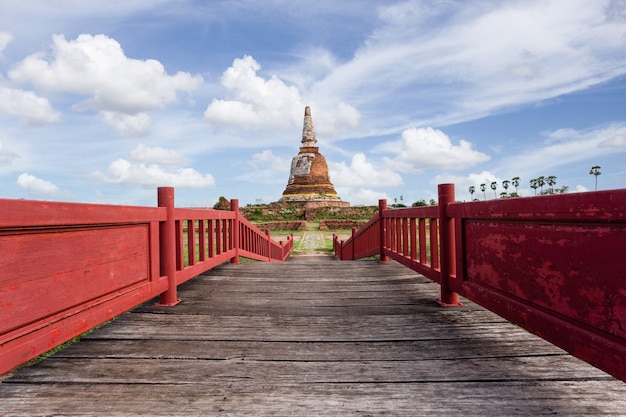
[0,187,292,375]
[335,184,626,382]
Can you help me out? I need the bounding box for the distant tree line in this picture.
[397,165,602,207]
[466,165,601,201]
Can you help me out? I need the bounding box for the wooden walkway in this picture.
[2,255,626,416]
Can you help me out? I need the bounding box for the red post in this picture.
[379,199,389,263]
[155,187,180,306]
[436,183,461,307]
[266,229,272,261]
[230,199,240,264]
[351,227,357,260]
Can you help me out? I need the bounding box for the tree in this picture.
[469,185,475,201]
[546,176,557,193]
[530,178,538,196]
[511,176,520,195]
[213,196,230,210]
[589,165,601,190]
[490,181,498,198]
[412,199,427,207]
[480,183,487,200]
[537,176,545,193]
[502,180,510,197]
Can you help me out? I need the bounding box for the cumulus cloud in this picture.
[130,144,186,166]
[234,150,290,185]
[93,144,214,189]
[434,171,508,200]
[0,140,20,165]
[95,159,215,189]
[337,187,390,206]
[17,172,60,196]
[8,34,202,134]
[248,149,290,172]
[379,127,490,172]
[0,86,61,125]
[576,185,590,192]
[330,153,403,187]
[99,111,151,137]
[204,55,359,136]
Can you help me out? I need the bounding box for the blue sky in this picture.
[0,0,625,207]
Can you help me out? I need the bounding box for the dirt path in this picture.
[295,231,329,255]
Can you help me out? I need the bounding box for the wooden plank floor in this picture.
[2,255,626,416]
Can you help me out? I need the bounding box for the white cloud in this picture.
[0,31,13,55]
[495,123,626,177]
[337,187,390,206]
[234,150,290,185]
[248,150,290,172]
[599,132,626,148]
[95,158,215,189]
[434,171,511,200]
[204,55,359,136]
[330,153,403,187]
[0,86,61,125]
[93,144,213,189]
[380,127,490,172]
[313,0,626,128]
[0,140,20,165]
[99,111,151,137]
[130,144,186,166]
[17,172,60,196]
[8,33,202,133]
[576,184,590,192]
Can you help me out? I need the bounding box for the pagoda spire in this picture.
[301,106,317,147]
[280,106,343,203]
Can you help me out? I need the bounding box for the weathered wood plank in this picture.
[51,338,568,361]
[9,355,613,384]
[2,382,626,416]
[2,256,625,416]
[78,312,515,341]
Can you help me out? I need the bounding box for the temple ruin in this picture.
[280,106,349,209]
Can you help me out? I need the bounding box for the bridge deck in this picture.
[2,256,625,416]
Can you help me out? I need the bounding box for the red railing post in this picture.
[351,227,357,260]
[379,199,389,263]
[230,199,240,264]
[155,187,180,306]
[266,229,272,261]
[436,183,461,307]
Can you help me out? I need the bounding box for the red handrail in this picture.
[0,187,292,375]
[335,184,626,382]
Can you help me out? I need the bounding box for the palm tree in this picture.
[490,181,498,198]
[589,165,601,190]
[537,176,545,193]
[502,180,510,197]
[469,185,475,201]
[530,178,538,196]
[546,176,557,194]
[511,176,520,195]
[480,183,487,200]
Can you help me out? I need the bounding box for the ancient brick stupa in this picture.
[280,106,347,207]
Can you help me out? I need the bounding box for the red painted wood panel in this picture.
[0,225,149,335]
[0,198,164,227]
[463,220,626,339]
